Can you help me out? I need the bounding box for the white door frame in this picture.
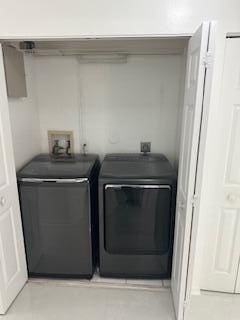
[186,22,240,301]
[194,35,240,294]
[171,21,240,320]
[0,26,215,317]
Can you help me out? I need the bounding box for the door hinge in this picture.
[203,51,212,69]
[191,194,197,208]
[183,299,188,309]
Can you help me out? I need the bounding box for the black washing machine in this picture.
[18,154,100,279]
[99,153,177,278]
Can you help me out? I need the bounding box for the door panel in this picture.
[104,185,172,255]
[0,208,19,283]
[0,131,8,187]
[226,105,240,185]
[201,39,240,293]
[19,182,92,276]
[171,23,210,320]
[0,44,27,313]
[179,104,194,195]
[236,257,240,293]
[214,208,239,274]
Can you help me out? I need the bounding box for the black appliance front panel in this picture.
[19,181,93,277]
[104,184,172,255]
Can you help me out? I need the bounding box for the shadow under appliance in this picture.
[99,153,176,278]
[18,154,100,279]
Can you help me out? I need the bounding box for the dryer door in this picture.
[104,184,173,255]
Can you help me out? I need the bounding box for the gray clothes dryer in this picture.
[99,153,177,278]
[17,154,100,279]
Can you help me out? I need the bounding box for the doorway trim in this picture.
[0,28,214,319]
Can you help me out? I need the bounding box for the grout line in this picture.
[28,277,171,292]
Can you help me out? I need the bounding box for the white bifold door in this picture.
[171,22,212,320]
[0,44,27,313]
[201,38,240,294]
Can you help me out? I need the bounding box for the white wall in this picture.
[8,55,41,170]
[33,56,81,154]
[33,54,185,166]
[0,0,240,38]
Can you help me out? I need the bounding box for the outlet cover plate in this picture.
[141,142,151,153]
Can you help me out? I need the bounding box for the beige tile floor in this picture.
[1,275,237,320]
[0,280,175,320]
[187,291,240,320]
[28,271,170,291]
[91,272,169,290]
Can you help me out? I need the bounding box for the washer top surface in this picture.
[17,153,99,179]
[100,153,176,180]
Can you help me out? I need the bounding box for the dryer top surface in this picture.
[100,153,176,180]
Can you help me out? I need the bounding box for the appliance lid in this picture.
[17,154,98,179]
[100,153,176,179]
